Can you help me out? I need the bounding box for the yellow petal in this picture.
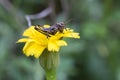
[48,41,59,52]
[23,26,35,37]
[23,26,47,40]
[56,40,67,46]
[63,29,80,38]
[23,40,46,58]
[50,32,63,40]
[68,33,80,38]
[17,38,29,43]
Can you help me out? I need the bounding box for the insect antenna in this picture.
[64,18,73,25]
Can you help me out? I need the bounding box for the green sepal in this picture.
[39,49,59,70]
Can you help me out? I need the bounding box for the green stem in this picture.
[39,49,59,80]
[46,69,56,80]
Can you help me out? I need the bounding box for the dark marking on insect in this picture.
[34,22,66,37]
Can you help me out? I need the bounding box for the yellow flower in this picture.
[17,25,80,58]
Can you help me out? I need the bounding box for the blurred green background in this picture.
[0,0,120,80]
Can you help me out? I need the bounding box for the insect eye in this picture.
[59,22,64,26]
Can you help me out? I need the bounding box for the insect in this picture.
[34,22,66,37]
